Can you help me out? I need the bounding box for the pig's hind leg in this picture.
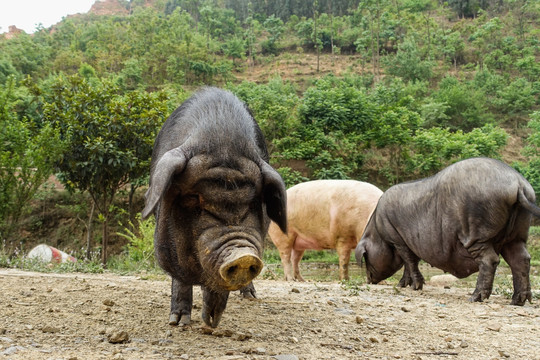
[466,242,500,303]
[501,241,532,306]
[169,278,193,326]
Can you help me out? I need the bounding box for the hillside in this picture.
[1,0,539,258]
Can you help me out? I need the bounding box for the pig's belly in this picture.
[293,236,327,251]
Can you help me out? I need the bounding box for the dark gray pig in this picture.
[142,87,287,327]
[356,157,540,305]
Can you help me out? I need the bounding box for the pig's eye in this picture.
[181,194,200,208]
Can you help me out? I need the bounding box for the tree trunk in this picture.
[85,202,95,260]
[101,213,109,265]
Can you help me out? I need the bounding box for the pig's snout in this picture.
[219,250,263,290]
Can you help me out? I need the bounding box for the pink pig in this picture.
[268,180,383,281]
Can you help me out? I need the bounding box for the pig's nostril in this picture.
[249,265,258,275]
[226,265,238,277]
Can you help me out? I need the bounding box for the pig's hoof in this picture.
[469,289,490,303]
[511,291,532,306]
[169,313,180,325]
[180,314,191,325]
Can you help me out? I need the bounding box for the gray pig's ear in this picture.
[355,242,367,267]
[142,148,187,219]
[260,161,287,233]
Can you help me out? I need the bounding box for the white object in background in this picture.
[27,244,76,263]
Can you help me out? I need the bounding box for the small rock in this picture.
[369,337,379,343]
[355,316,364,324]
[103,299,115,307]
[290,336,299,343]
[200,327,214,335]
[108,330,129,344]
[487,322,502,332]
[2,346,25,355]
[498,350,510,358]
[42,326,60,333]
[254,347,266,355]
[179,354,189,359]
[460,341,469,348]
[428,274,458,287]
[401,307,411,312]
[291,288,300,293]
[273,355,300,360]
[212,329,233,337]
[234,332,252,341]
[335,308,354,315]
[0,328,5,335]
[0,336,14,343]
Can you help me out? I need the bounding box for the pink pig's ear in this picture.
[142,148,187,219]
[260,161,287,233]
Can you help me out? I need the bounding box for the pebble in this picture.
[0,336,14,343]
[107,330,130,344]
[212,329,233,337]
[2,346,25,355]
[42,325,60,333]
[291,288,300,293]
[233,332,252,341]
[103,299,115,307]
[401,307,411,312]
[486,322,502,332]
[498,350,510,358]
[179,354,189,359]
[355,316,364,324]
[273,355,299,360]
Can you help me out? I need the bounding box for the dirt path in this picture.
[0,268,538,360]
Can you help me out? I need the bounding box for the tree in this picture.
[0,76,64,242]
[517,111,540,199]
[42,74,169,264]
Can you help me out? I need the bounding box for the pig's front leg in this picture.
[169,278,193,326]
[202,287,230,328]
[239,282,257,299]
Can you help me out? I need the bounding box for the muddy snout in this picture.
[219,249,263,290]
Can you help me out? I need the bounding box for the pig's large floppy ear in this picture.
[260,161,287,233]
[142,148,187,219]
[355,242,367,267]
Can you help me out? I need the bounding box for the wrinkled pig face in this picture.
[174,155,266,291]
[356,233,403,284]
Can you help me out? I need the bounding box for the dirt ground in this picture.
[0,268,538,360]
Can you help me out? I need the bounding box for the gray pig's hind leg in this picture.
[501,241,532,306]
[239,282,257,299]
[468,244,499,303]
[169,278,193,326]
[202,287,229,328]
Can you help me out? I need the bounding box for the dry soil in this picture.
[0,268,538,360]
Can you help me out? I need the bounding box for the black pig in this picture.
[142,87,287,327]
[356,157,540,305]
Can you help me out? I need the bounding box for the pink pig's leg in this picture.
[291,249,305,281]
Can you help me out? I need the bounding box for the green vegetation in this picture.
[0,0,539,273]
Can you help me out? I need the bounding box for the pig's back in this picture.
[287,180,382,244]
